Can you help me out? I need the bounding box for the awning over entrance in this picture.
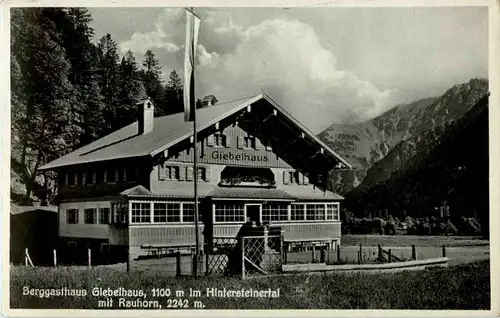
[207,187,296,201]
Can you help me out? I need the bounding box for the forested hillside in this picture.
[319,79,488,194]
[10,8,187,205]
[344,95,489,235]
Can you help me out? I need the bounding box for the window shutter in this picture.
[283,171,290,184]
[225,135,231,148]
[207,135,214,147]
[179,166,186,180]
[255,138,261,150]
[237,136,244,149]
[186,166,194,181]
[296,172,302,185]
[303,174,309,185]
[158,165,165,180]
[205,167,211,182]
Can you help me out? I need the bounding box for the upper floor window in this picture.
[68,173,77,187]
[66,209,79,224]
[84,208,97,224]
[197,167,206,181]
[159,165,180,181]
[107,169,117,183]
[99,208,110,224]
[111,203,128,224]
[214,133,227,147]
[125,166,137,182]
[207,133,229,148]
[244,136,256,149]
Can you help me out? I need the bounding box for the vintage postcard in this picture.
[1,0,499,316]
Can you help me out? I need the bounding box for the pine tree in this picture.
[141,50,165,115]
[47,8,106,145]
[11,8,80,202]
[117,50,147,124]
[96,33,121,132]
[164,70,183,115]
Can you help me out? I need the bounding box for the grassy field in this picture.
[341,234,488,247]
[10,260,490,309]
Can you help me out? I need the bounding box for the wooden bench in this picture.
[141,244,196,258]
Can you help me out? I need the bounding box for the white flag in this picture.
[184,9,200,122]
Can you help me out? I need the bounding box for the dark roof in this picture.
[208,187,296,201]
[10,204,58,215]
[39,93,352,170]
[285,187,344,201]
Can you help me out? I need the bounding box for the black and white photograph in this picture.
[3,1,498,314]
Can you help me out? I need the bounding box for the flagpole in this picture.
[191,7,200,277]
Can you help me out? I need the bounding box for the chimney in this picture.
[201,95,218,108]
[137,98,154,135]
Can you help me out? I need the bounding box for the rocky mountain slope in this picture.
[344,94,489,233]
[318,78,488,194]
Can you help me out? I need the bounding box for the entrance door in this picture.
[246,204,261,225]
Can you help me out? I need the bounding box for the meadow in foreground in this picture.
[10,260,489,309]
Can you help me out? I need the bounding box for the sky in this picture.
[88,7,488,133]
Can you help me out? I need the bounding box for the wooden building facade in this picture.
[40,93,352,260]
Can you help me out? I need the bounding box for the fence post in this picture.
[192,252,197,278]
[337,244,341,263]
[442,245,446,258]
[412,245,417,260]
[378,245,382,261]
[241,238,245,280]
[126,247,131,272]
[320,247,325,263]
[388,249,392,263]
[311,244,316,262]
[53,249,57,267]
[174,252,181,277]
[359,244,363,263]
[88,249,91,268]
[205,248,210,277]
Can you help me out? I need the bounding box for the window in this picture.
[326,204,339,221]
[125,166,137,182]
[131,203,151,223]
[291,204,305,221]
[66,209,79,224]
[99,208,110,224]
[262,203,288,222]
[68,173,77,186]
[306,204,325,221]
[85,171,96,185]
[84,208,97,224]
[214,203,245,223]
[244,136,256,149]
[112,203,128,224]
[197,167,206,181]
[153,203,181,223]
[166,203,181,222]
[214,133,227,147]
[153,203,167,223]
[182,203,202,223]
[107,169,116,183]
[160,165,180,181]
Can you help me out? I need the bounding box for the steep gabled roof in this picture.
[39,93,352,170]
